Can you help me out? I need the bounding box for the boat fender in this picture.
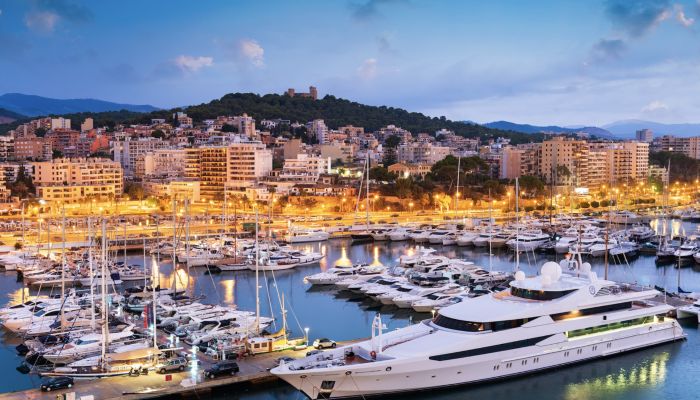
[370,351,377,359]
[386,367,392,372]
[345,371,352,375]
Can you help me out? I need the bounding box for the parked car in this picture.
[156,357,188,373]
[313,338,337,349]
[205,360,240,378]
[40,377,74,392]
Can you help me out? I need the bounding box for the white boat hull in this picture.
[275,322,683,399]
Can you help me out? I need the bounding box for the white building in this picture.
[50,117,71,130]
[306,119,329,144]
[112,137,170,177]
[281,154,330,182]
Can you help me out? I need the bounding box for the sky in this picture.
[1,0,700,127]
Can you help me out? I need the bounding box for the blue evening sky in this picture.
[1,0,699,126]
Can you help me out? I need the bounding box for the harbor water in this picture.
[1,219,700,398]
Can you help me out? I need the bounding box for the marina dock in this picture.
[0,344,328,400]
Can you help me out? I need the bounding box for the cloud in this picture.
[350,0,406,21]
[173,55,214,73]
[357,58,378,80]
[604,0,671,37]
[237,39,265,68]
[25,10,60,33]
[591,38,627,61]
[674,4,695,27]
[376,32,397,54]
[641,100,669,113]
[24,0,92,33]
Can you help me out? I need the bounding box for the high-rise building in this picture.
[32,158,123,201]
[81,118,94,132]
[635,129,653,142]
[50,117,71,130]
[233,114,256,138]
[652,135,700,159]
[306,120,329,144]
[112,137,170,177]
[184,141,272,199]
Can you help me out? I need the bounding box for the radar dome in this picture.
[541,261,562,282]
[514,270,526,281]
[581,262,592,274]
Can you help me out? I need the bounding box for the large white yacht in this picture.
[273,262,684,399]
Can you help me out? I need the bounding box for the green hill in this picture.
[2,92,541,143]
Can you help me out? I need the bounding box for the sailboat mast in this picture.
[255,207,260,333]
[172,196,177,293]
[60,206,66,327]
[88,217,95,330]
[488,188,493,272]
[101,219,108,363]
[455,156,461,217]
[515,178,520,271]
[366,154,370,229]
[185,199,191,297]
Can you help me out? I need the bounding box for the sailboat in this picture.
[43,220,162,378]
[351,153,374,243]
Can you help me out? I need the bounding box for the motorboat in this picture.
[285,228,330,243]
[506,230,550,252]
[272,262,684,399]
[456,232,478,246]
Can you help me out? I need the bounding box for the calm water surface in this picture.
[0,219,699,399]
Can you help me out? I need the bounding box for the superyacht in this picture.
[273,262,684,399]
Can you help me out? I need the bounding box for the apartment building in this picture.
[112,137,170,177]
[397,142,450,164]
[14,137,52,161]
[280,154,330,182]
[184,141,272,199]
[139,148,187,179]
[32,158,124,202]
[50,117,71,130]
[306,119,329,144]
[652,135,700,159]
[387,163,431,178]
[0,137,14,162]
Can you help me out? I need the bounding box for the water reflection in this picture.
[563,352,669,399]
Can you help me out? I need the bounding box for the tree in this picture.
[9,165,35,199]
[221,124,237,133]
[35,127,47,137]
[556,165,571,184]
[382,135,401,166]
[518,175,545,197]
[52,150,63,159]
[151,129,165,139]
[369,166,397,182]
[124,182,145,201]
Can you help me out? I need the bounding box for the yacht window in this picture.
[551,302,632,321]
[433,314,532,332]
[566,316,653,338]
[510,287,576,301]
[429,335,553,361]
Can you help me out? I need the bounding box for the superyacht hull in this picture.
[276,321,683,399]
